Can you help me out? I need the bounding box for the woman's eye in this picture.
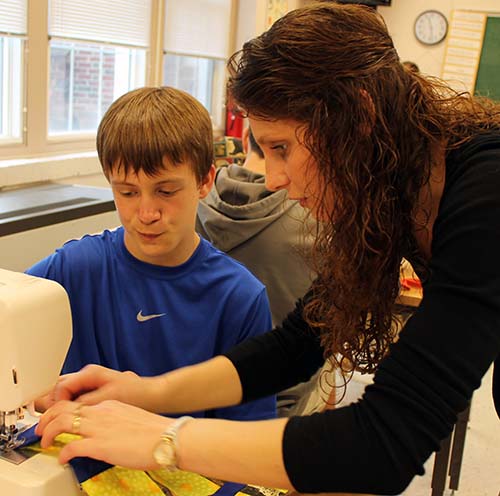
[270,144,288,157]
[271,144,287,151]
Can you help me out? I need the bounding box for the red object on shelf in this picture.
[225,99,244,138]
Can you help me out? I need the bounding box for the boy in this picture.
[28,87,275,421]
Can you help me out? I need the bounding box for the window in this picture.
[0,0,26,143]
[164,54,225,114]
[49,41,146,134]
[48,0,150,136]
[163,0,232,130]
[0,0,238,183]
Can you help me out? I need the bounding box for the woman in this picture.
[37,3,500,494]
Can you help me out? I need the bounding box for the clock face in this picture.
[414,10,448,45]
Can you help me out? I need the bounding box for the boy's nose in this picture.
[138,199,161,224]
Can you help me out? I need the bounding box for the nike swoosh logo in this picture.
[136,310,166,322]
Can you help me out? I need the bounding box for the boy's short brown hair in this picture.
[97,86,213,183]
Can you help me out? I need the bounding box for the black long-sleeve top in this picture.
[224,133,500,494]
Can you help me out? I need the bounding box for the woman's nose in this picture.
[265,163,290,192]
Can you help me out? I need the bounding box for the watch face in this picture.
[414,10,448,45]
[153,437,175,468]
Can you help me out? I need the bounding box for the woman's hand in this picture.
[35,399,171,468]
[35,398,293,490]
[53,357,244,415]
[52,364,156,410]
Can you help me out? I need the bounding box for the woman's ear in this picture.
[242,126,250,154]
[199,164,216,198]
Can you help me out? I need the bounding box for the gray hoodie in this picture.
[196,164,316,326]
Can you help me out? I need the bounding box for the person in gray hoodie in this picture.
[196,127,329,416]
[197,127,315,328]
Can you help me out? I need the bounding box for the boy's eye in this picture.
[119,190,135,197]
[159,189,177,197]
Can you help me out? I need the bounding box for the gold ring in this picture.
[72,404,83,435]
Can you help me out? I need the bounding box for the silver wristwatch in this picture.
[153,415,193,471]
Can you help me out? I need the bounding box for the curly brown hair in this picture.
[227,2,500,375]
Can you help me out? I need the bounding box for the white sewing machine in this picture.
[0,269,82,495]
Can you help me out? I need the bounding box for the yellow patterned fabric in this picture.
[25,432,81,456]
[26,434,287,496]
[83,467,164,495]
[148,469,221,496]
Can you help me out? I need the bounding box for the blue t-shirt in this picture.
[27,227,276,420]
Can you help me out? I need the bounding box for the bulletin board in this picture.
[266,0,288,27]
[474,16,500,101]
[441,10,486,94]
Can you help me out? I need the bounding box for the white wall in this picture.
[0,210,120,272]
[234,0,301,52]
[1,171,117,272]
[0,153,102,190]
[235,1,500,78]
[235,0,263,51]
[379,0,500,77]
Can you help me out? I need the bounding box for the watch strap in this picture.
[157,415,193,470]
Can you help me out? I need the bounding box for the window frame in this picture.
[0,0,161,161]
[0,34,24,144]
[161,0,235,133]
[47,38,148,137]
[162,50,228,132]
[0,0,237,188]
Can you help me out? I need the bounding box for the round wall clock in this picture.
[414,10,448,46]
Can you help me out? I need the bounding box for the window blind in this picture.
[164,0,231,59]
[49,0,152,47]
[0,0,27,35]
